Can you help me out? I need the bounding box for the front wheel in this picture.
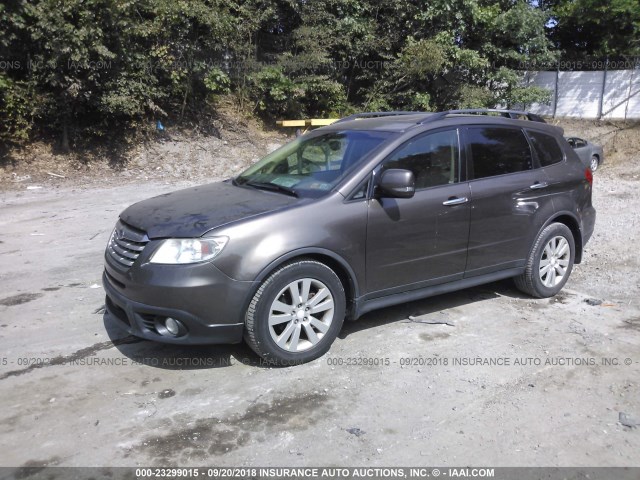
[515,223,575,298]
[244,260,346,366]
[590,155,599,172]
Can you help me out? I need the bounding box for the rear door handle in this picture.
[442,196,469,206]
[530,182,549,190]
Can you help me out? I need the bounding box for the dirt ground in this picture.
[0,112,289,191]
[0,119,639,469]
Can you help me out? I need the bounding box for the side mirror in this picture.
[379,169,415,198]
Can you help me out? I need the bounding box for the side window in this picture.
[383,129,459,190]
[467,127,533,179]
[527,130,564,167]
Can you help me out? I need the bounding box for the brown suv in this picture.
[104,109,596,365]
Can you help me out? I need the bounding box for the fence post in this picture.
[598,57,609,119]
[553,64,559,118]
[625,62,636,120]
[523,70,532,111]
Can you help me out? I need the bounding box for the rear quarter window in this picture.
[527,130,564,167]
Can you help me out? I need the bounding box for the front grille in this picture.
[104,269,125,290]
[107,220,149,269]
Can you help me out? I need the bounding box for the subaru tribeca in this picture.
[103,109,596,365]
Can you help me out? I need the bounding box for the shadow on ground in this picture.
[104,279,532,369]
[340,279,526,338]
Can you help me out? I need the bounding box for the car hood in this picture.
[120,181,299,238]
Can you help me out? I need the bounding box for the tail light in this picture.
[585,168,593,186]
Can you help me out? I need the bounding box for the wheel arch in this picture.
[250,248,360,317]
[542,213,584,264]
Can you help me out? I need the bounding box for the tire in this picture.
[244,259,346,366]
[515,223,575,298]
[590,155,599,172]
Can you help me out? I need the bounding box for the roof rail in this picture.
[334,109,546,126]
[334,111,428,124]
[419,109,546,124]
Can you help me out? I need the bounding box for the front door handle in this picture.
[442,196,469,206]
[530,181,549,190]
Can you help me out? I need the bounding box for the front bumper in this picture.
[103,258,255,345]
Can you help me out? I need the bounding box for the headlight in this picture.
[149,236,228,264]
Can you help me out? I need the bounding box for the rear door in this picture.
[527,128,588,222]
[463,126,554,277]
[365,128,471,294]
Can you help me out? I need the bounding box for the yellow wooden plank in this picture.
[277,120,307,127]
[277,118,339,127]
[308,118,339,126]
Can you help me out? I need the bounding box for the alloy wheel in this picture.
[539,236,571,288]
[268,278,335,352]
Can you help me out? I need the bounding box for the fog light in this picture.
[165,317,180,336]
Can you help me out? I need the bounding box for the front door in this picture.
[365,129,471,295]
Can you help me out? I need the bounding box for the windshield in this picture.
[235,130,393,197]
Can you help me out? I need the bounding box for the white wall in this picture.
[524,69,640,119]
[525,71,555,116]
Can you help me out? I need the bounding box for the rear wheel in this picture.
[244,260,346,366]
[515,223,575,298]
[590,155,599,172]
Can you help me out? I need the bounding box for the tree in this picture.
[543,0,640,58]
[23,0,123,150]
[3,0,635,150]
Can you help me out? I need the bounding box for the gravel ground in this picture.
[0,127,639,469]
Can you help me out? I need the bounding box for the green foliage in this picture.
[0,0,635,148]
[454,85,494,109]
[0,76,39,142]
[545,0,640,57]
[249,66,348,119]
[204,68,232,95]
[507,86,553,108]
[250,66,300,116]
[295,76,349,117]
[410,92,432,111]
[490,67,552,108]
[398,38,446,79]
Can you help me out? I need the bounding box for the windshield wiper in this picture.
[244,181,298,197]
